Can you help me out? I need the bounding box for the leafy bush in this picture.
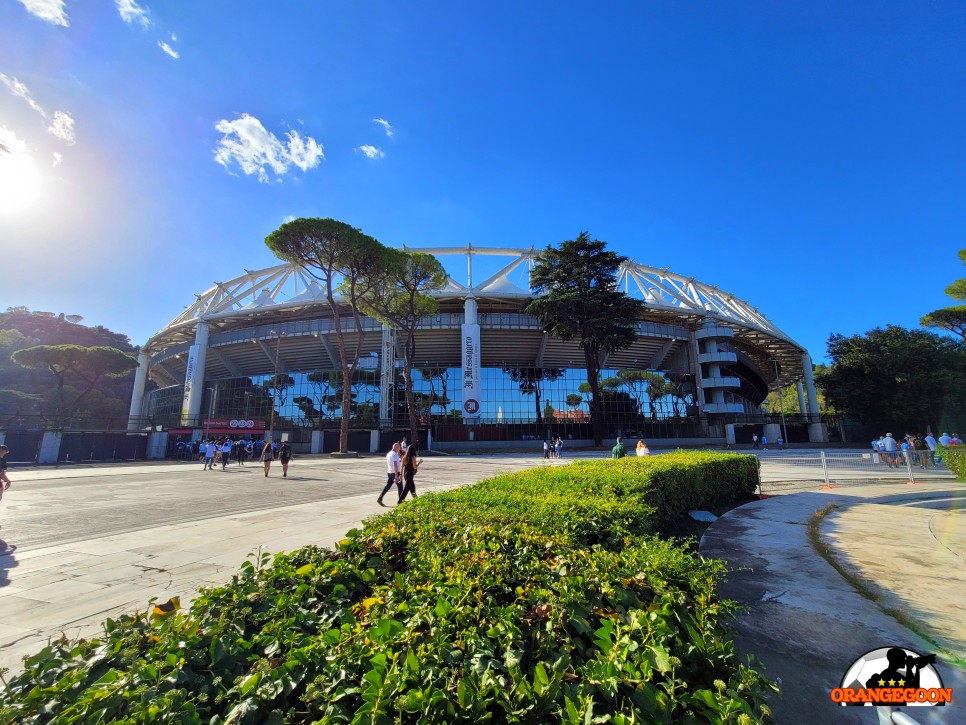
[938,445,966,479]
[0,452,774,723]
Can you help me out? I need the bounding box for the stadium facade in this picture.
[129,246,827,451]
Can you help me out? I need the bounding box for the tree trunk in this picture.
[583,346,604,445]
[327,302,352,453]
[404,329,419,446]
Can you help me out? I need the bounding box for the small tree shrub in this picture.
[938,445,966,479]
[0,452,773,723]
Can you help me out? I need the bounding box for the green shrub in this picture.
[938,445,966,479]
[0,452,774,723]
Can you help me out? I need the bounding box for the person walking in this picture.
[279,441,292,477]
[752,434,759,449]
[203,440,216,470]
[0,444,11,499]
[398,445,421,503]
[377,442,403,506]
[611,437,627,459]
[761,435,768,450]
[635,439,650,456]
[235,439,247,466]
[260,441,274,477]
[924,432,937,467]
[220,439,233,470]
[543,440,550,459]
[555,437,563,458]
[882,433,898,467]
[913,434,929,469]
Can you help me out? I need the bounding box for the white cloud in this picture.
[158,41,179,59]
[52,151,62,167]
[283,215,295,223]
[0,74,46,117]
[47,111,75,145]
[17,0,68,26]
[213,113,324,183]
[169,31,177,41]
[116,0,150,27]
[0,74,77,146]
[357,145,385,160]
[0,125,30,156]
[372,118,394,137]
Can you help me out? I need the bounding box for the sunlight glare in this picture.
[0,147,43,216]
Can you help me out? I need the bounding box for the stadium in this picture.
[130,246,828,452]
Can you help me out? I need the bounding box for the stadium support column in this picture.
[127,350,151,430]
[461,297,482,423]
[180,322,209,427]
[802,352,827,442]
[796,380,807,419]
[379,324,395,429]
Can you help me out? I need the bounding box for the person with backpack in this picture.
[279,441,292,478]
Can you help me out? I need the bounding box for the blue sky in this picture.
[2,1,965,362]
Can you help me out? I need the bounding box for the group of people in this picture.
[610,437,651,459]
[871,432,956,469]
[378,438,421,506]
[751,434,784,450]
[543,437,565,459]
[200,438,292,477]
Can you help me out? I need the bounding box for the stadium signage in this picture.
[179,344,200,424]
[203,419,266,430]
[461,322,481,418]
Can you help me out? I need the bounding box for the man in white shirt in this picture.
[924,433,937,467]
[377,442,403,507]
[203,441,216,470]
[881,433,898,467]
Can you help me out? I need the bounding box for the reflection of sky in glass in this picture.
[179,367,690,424]
[149,362,696,426]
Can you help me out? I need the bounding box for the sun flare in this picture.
[0,148,42,216]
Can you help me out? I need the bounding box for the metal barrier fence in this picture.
[757,450,955,494]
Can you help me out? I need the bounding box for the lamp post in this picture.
[772,359,788,448]
[205,387,216,441]
[243,391,252,420]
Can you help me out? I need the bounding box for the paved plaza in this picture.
[0,449,963,725]
[0,453,565,672]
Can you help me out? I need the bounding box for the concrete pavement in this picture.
[3,452,964,725]
[0,454,564,673]
[701,482,966,724]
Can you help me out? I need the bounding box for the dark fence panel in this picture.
[58,433,148,462]
[2,432,43,462]
[323,430,372,453]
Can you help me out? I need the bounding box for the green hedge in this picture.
[938,445,966,479]
[0,452,773,723]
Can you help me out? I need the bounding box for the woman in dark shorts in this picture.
[260,441,274,477]
[279,441,292,478]
[399,446,421,503]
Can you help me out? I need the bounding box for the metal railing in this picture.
[757,450,954,493]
